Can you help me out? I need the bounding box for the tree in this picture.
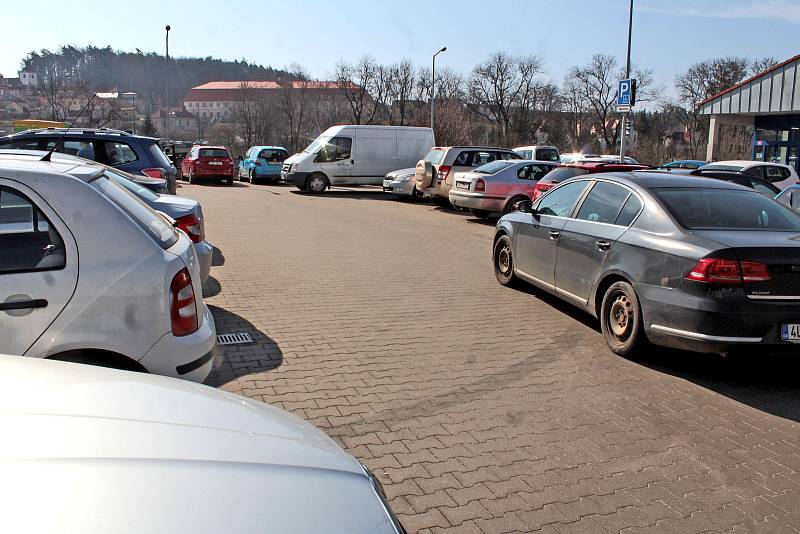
[334,55,379,124]
[232,81,259,147]
[141,113,158,137]
[277,65,312,153]
[468,52,546,146]
[750,56,778,76]
[387,60,416,125]
[565,54,659,153]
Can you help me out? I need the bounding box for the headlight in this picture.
[361,464,406,534]
[397,174,413,182]
[290,163,297,172]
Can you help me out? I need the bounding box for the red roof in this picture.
[698,53,800,106]
[185,80,342,102]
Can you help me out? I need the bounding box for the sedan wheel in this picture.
[249,169,256,183]
[493,235,518,286]
[600,281,646,356]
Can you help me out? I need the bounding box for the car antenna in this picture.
[40,92,98,162]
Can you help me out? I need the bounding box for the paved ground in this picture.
[184,179,800,534]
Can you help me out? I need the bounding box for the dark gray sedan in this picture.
[493,172,800,356]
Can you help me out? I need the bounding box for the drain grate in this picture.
[216,332,254,345]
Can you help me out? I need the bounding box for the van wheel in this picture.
[306,174,327,194]
[600,281,647,357]
[493,235,518,286]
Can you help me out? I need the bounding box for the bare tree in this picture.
[468,52,546,146]
[750,56,778,76]
[278,65,312,153]
[566,54,659,152]
[233,81,259,147]
[387,60,416,125]
[334,55,379,124]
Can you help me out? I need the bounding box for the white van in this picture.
[281,125,435,193]
[513,145,560,162]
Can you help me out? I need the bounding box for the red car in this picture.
[531,160,650,200]
[181,146,235,185]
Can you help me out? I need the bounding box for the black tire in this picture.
[432,196,450,208]
[600,281,647,356]
[493,235,518,286]
[187,169,195,184]
[249,168,256,183]
[504,196,528,215]
[471,209,491,219]
[305,173,328,194]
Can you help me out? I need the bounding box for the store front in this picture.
[752,115,800,171]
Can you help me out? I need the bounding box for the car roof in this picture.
[707,160,789,169]
[250,145,287,150]
[558,161,648,170]
[586,170,752,191]
[194,145,229,150]
[431,146,516,151]
[7,127,157,142]
[0,149,104,182]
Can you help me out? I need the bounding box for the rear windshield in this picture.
[149,143,173,168]
[655,187,800,231]
[423,149,446,165]
[474,160,515,175]
[536,148,560,162]
[92,175,178,249]
[105,169,160,202]
[544,167,591,183]
[199,148,230,158]
[258,149,288,161]
[516,149,532,159]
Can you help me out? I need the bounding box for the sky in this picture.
[3,0,800,99]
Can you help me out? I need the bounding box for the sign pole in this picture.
[620,0,633,161]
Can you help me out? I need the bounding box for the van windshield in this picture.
[304,136,331,154]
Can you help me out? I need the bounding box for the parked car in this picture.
[238,145,289,183]
[493,171,800,356]
[513,145,560,162]
[382,167,418,197]
[181,145,235,185]
[414,146,522,206]
[531,161,649,200]
[560,152,596,163]
[0,128,178,194]
[0,152,216,382]
[0,355,406,534]
[687,168,781,197]
[0,149,213,281]
[656,159,708,170]
[775,184,800,212]
[698,160,799,190]
[282,125,434,193]
[449,160,558,218]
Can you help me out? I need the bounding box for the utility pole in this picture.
[165,25,171,143]
[431,46,447,132]
[620,0,633,161]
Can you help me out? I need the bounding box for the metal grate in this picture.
[216,332,254,345]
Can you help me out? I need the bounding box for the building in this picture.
[699,53,800,170]
[153,107,199,139]
[19,71,38,87]
[183,80,342,119]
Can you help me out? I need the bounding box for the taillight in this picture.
[532,181,554,200]
[475,178,486,192]
[174,213,204,243]
[169,268,198,336]
[142,168,164,179]
[437,165,451,183]
[255,160,262,166]
[686,258,771,284]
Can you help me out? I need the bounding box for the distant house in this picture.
[153,107,198,138]
[183,80,342,119]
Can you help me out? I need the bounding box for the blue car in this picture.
[237,145,289,183]
[656,159,708,171]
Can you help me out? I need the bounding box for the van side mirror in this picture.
[514,199,534,213]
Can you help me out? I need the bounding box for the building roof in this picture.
[699,53,800,116]
[185,80,341,102]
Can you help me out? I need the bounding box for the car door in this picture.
[240,147,255,177]
[554,181,641,303]
[317,136,353,184]
[514,180,590,289]
[514,164,538,197]
[0,181,79,355]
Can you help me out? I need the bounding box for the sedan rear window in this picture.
[655,188,800,231]
[199,149,230,158]
[543,167,590,183]
[535,148,560,162]
[423,149,446,165]
[474,161,515,175]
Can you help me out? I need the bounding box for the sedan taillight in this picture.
[170,268,198,336]
[475,178,486,192]
[174,213,204,243]
[142,168,165,179]
[686,258,771,284]
[533,182,554,200]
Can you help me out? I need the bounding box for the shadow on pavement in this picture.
[290,189,394,201]
[211,245,225,267]
[205,305,283,387]
[202,275,221,298]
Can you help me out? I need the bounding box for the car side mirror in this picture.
[514,199,534,213]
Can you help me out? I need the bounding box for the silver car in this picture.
[449,160,557,218]
[0,355,406,533]
[382,167,417,197]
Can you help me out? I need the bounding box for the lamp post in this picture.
[165,24,171,143]
[431,46,447,132]
[619,0,633,161]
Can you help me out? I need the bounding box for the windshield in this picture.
[423,149,446,165]
[474,160,515,175]
[303,136,331,153]
[199,148,230,158]
[105,169,159,202]
[544,167,591,183]
[655,187,800,231]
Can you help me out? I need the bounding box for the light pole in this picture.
[431,46,447,132]
[619,0,633,161]
[165,24,171,143]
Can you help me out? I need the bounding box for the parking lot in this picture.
[186,180,800,533]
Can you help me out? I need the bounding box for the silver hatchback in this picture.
[449,160,557,218]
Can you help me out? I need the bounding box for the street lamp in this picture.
[431,46,447,132]
[165,24,171,143]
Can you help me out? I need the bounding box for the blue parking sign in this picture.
[617,79,636,107]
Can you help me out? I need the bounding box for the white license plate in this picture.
[208,161,223,166]
[456,182,469,190]
[781,323,800,342]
